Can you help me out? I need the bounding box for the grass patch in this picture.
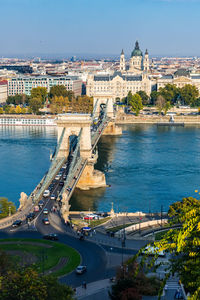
[0,238,80,277]
[106,222,136,233]
[85,217,111,228]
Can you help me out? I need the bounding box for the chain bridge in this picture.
[34,96,122,221]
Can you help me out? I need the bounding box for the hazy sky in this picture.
[0,0,200,57]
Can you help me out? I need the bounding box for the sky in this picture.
[0,0,200,58]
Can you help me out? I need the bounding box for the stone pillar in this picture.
[103,121,122,135]
[56,114,92,159]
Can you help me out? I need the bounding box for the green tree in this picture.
[135,197,200,299]
[7,94,29,106]
[129,93,143,116]
[29,97,43,114]
[159,84,180,104]
[0,197,16,219]
[150,91,159,105]
[179,84,199,106]
[127,91,133,105]
[49,85,68,99]
[136,90,149,105]
[163,101,171,115]
[0,267,74,300]
[156,95,166,114]
[31,87,47,104]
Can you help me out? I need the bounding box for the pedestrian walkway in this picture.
[75,278,111,299]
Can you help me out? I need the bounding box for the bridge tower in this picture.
[93,95,122,135]
[56,114,106,190]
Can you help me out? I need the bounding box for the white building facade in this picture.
[7,76,82,97]
[0,81,8,103]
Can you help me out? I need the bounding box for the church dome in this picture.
[131,41,143,57]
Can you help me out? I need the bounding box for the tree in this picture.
[50,96,69,114]
[136,197,200,299]
[136,90,149,105]
[129,94,143,116]
[127,91,133,105]
[150,91,159,105]
[15,105,22,114]
[29,97,43,114]
[0,266,74,300]
[179,84,199,106]
[7,94,29,105]
[0,197,16,219]
[163,101,171,115]
[49,85,69,99]
[31,87,47,104]
[156,95,166,114]
[0,107,4,114]
[159,84,180,104]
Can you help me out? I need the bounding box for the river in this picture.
[0,124,200,212]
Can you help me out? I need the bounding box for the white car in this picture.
[43,190,50,198]
[43,208,48,214]
[55,174,61,180]
[76,265,87,274]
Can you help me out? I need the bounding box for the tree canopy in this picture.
[49,85,74,100]
[29,97,43,114]
[0,197,16,219]
[31,87,47,104]
[136,90,149,105]
[128,92,143,116]
[134,196,200,299]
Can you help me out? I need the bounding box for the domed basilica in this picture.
[120,41,149,74]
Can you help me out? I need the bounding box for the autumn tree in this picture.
[156,95,166,114]
[31,87,47,103]
[0,197,16,219]
[15,105,22,114]
[0,107,4,114]
[50,96,69,114]
[163,101,171,115]
[129,93,143,116]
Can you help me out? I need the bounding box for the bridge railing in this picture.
[58,128,83,199]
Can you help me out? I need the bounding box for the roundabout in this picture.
[0,238,81,277]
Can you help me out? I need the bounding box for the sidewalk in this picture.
[75,278,111,300]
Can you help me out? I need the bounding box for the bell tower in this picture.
[143,49,149,72]
[120,49,125,72]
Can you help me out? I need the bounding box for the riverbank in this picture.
[116,113,200,124]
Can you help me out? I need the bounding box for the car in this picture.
[26,212,35,221]
[84,215,95,220]
[62,164,67,169]
[55,174,61,180]
[42,218,50,225]
[63,174,67,180]
[50,194,56,200]
[43,208,48,214]
[38,200,44,207]
[34,205,39,212]
[12,220,22,227]
[43,233,58,241]
[66,186,72,192]
[43,190,50,198]
[59,181,64,186]
[76,265,87,274]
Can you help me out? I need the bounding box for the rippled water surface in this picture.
[0,125,200,212]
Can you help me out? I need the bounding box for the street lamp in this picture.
[8,206,11,217]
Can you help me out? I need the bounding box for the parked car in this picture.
[42,218,50,225]
[55,174,61,180]
[34,205,39,212]
[12,220,22,227]
[50,194,56,200]
[76,265,87,274]
[59,181,64,187]
[38,200,44,207]
[43,208,48,214]
[26,212,35,221]
[43,190,50,198]
[43,233,58,241]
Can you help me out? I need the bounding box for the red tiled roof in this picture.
[0,80,7,85]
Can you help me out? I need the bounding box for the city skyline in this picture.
[1,0,200,57]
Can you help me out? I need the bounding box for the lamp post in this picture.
[8,206,11,217]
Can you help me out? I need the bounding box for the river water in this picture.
[0,125,200,212]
